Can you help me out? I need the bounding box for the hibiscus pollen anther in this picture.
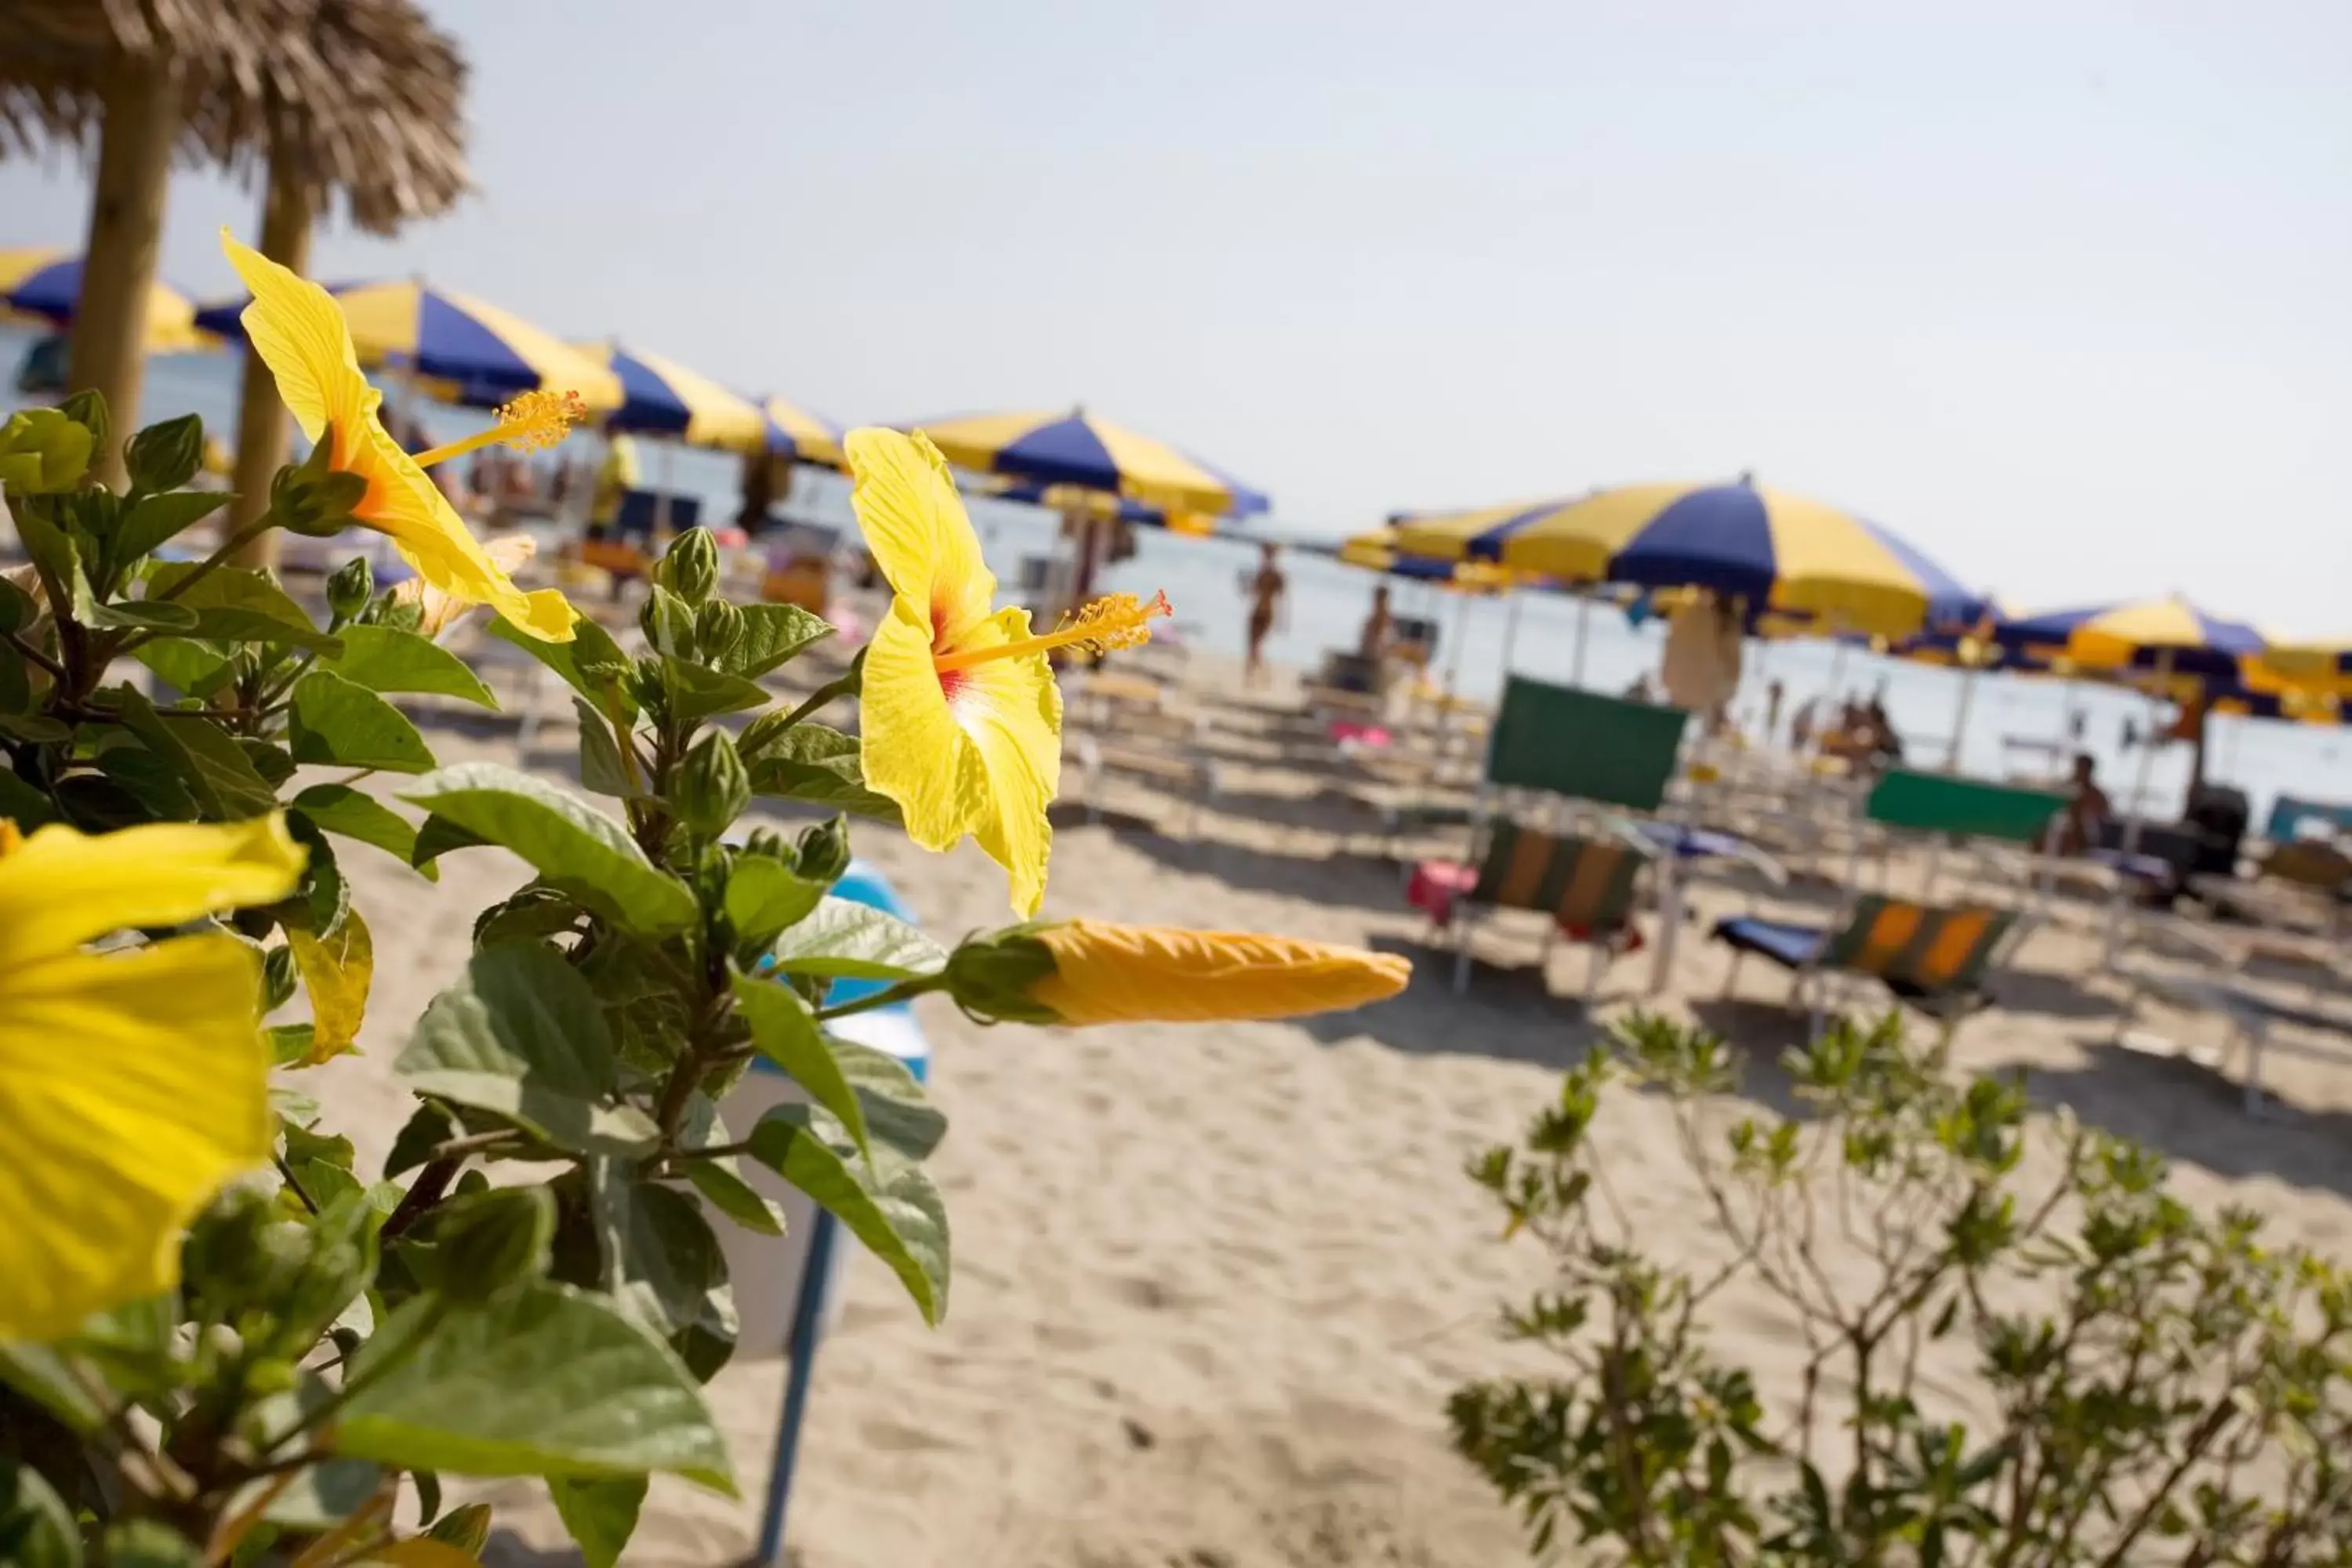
[932,590,1173,674]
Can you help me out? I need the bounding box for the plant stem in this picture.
[5,629,66,682]
[744,668,861,757]
[274,1154,320,1215]
[815,976,941,1021]
[379,1156,460,1241]
[154,513,281,604]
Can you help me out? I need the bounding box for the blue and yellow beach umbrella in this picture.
[907,407,1269,518]
[198,278,621,410]
[0,249,214,354]
[761,395,846,470]
[1991,596,2265,680]
[1392,479,1981,638]
[2245,641,2352,698]
[1337,526,1515,591]
[573,341,765,451]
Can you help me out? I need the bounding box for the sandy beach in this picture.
[292,630,2352,1568]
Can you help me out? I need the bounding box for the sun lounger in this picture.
[2110,961,2352,1118]
[1411,818,1653,1000]
[1715,894,2019,1037]
[1067,733,1220,838]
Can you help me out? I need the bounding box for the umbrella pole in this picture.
[1571,592,1592,687]
[67,51,186,487]
[228,141,313,570]
[1499,586,1524,679]
[1947,661,1980,775]
[2101,650,2171,970]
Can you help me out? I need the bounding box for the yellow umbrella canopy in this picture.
[0,247,213,353]
[908,407,1269,518]
[1393,479,1984,638]
[575,339,768,450]
[1337,526,1515,592]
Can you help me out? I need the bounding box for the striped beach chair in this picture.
[1414,820,1652,1000]
[1714,894,2018,1039]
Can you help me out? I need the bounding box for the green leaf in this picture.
[93,746,198,818]
[661,656,767,721]
[144,562,315,630]
[830,1035,948,1161]
[549,1475,648,1568]
[98,1520,199,1567]
[682,1157,785,1237]
[173,712,281,816]
[336,1282,735,1493]
[109,490,230,567]
[748,1104,949,1325]
[266,1024,316,1068]
[396,944,659,1155]
[590,1165,736,1377]
[291,782,432,878]
[423,1501,488,1551]
[384,1102,458,1179]
[0,1343,106,1432]
[0,768,52,828]
[409,812,486,869]
[723,603,833,677]
[86,597,199,633]
[9,503,82,601]
[102,685,278,818]
[731,973,870,1162]
[187,607,342,653]
[131,637,235,701]
[722,855,826,946]
[765,896,947,981]
[486,613,636,718]
[398,763,697,934]
[746,723,901,822]
[0,1457,83,1568]
[572,695,637,799]
[289,669,435,773]
[419,1187,555,1301]
[0,713,71,744]
[230,1458,382,1534]
[322,623,498,709]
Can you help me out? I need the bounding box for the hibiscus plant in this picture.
[0,241,1404,1566]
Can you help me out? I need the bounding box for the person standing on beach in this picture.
[1245,542,1286,681]
[1359,583,1395,662]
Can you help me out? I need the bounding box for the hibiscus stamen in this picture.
[932,591,1172,674]
[412,388,587,469]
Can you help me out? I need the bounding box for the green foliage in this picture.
[0,403,961,1566]
[1450,1011,2352,1566]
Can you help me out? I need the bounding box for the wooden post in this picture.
[67,52,183,488]
[229,140,312,568]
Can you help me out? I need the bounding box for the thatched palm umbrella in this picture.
[0,0,469,532]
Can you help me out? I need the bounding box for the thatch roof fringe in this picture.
[0,0,470,234]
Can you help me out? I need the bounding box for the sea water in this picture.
[7,328,2344,825]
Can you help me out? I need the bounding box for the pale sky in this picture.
[5,2,2348,631]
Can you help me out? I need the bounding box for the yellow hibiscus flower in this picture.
[0,815,305,1341]
[1023,920,1410,1024]
[220,230,579,643]
[392,532,541,641]
[847,428,1169,916]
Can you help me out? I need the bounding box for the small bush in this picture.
[1450,1011,2352,1566]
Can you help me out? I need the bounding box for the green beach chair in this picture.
[1421,819,1653,1000]
[1711,769,2064,1039]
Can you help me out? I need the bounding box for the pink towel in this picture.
[1330,720,1392,747]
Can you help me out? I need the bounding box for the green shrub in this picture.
[1450,1011,2352,1566]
